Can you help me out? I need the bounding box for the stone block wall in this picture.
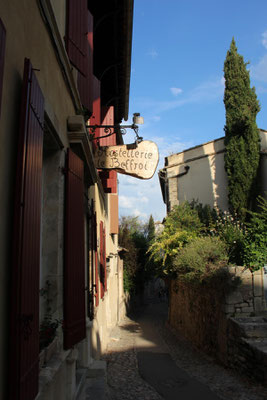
[227,317,267,385]
[224,267,266,317]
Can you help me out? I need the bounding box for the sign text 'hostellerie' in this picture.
[94,141,159,180]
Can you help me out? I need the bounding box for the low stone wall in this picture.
[224,267,266,317]
[227,317,267,384]
[168,267,267,362]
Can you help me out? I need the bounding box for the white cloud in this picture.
[262,30,267,49]
[250,30,267,83]
[132,209,148,219]
[147,49,158,58]
[250,54,267,83]
[119,175,139,186]
[170,87,183,96]
[119,195,133,209]
[119,194,149,209]
[150,115,161,122]
[160,139,194,158]
[134,76,224,115]
[140,196,149,204]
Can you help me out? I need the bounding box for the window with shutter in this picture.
[64,149,86,349]
[77,10,93,115]
[10,58,44,400]
[66,0,88,76]
[0,17,6,115]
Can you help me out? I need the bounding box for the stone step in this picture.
[84,360,108,400]
[242,337,267,365]
[87,360,107,378]
[232,317,267,338]
[75,368,87,400]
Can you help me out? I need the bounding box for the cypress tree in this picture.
[223,38,260,220]
[146,214,155,243]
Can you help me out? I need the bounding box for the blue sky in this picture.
[118,0,267,222]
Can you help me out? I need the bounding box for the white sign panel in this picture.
[94,140,159,179]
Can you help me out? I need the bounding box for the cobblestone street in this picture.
[104,301,267,400]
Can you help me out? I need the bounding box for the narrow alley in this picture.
[102,301,267,400]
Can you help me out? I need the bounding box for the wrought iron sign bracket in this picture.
[86,113,144,146]
[86,123,143,146]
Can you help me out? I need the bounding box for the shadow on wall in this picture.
[92,328,102,360]
[210,140,228,211]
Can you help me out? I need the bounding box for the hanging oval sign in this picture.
[94,140,159,179]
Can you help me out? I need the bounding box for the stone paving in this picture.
[104,301,267,400]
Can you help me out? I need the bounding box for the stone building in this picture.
[0,1,133,399]
[159,129,267,213]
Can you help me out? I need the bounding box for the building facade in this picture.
[0,1,133,399]
[159,130,267,213]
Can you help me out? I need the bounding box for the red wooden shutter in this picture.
[66,0,88,76]
[77,10,93,114]
[10,58,44,400]
[64,149,86,349]
[98,170,117,193]
[90,75,101,148]
[0,18,6,115]
[100,106,116,146]
[98,106,118,192]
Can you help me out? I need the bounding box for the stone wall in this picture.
[226,316,267,384]
[168,267,267,361]
[224,267,266,317]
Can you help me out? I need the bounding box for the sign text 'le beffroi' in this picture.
[94,140,159,179]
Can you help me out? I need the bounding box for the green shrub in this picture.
[173,236,230,285]
[212,210,246,265]
[148,202,203,277]
[243,196,267,270]
[190,200,218,232]
[164,202,203,234]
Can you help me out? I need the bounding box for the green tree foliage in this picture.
[243,196,267,270]
[119,215,157,292]
[223,38,261,220]
[173,236,229,285]
[146,214,155,243]
[148,202,203,277]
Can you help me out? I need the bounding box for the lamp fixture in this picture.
[86,113,144,145]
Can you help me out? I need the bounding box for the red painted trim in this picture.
[77,10,93,114]
[66,0,88,76]
[90,76,101,150]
